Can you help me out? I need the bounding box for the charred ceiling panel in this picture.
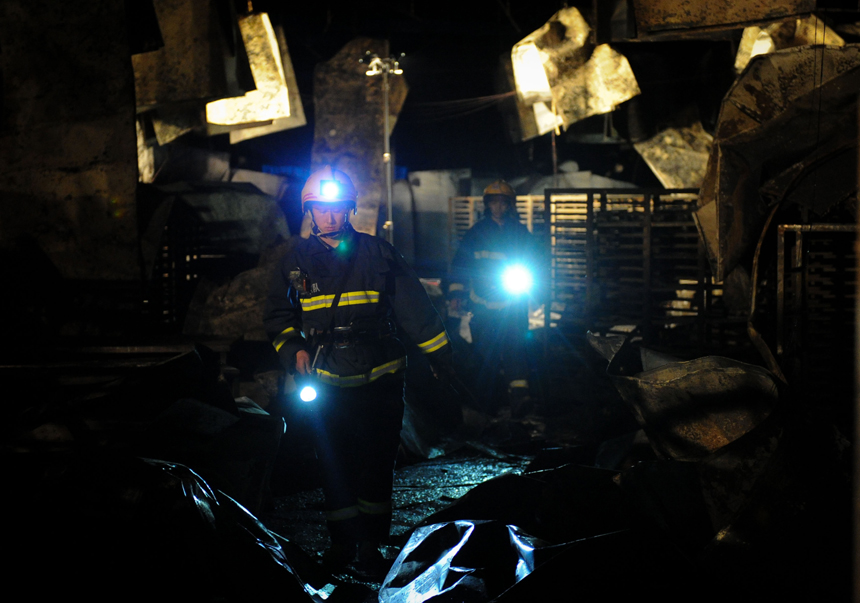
[228,25,307,144]
[633,121,714,189]
[734,14,844,72]
[311,38,408,236]
[697,45,860,280]
[132,0,245,111]
[631,0,816,35]
[0,0,139,280]
[511,7,640,132]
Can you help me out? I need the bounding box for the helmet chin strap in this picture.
[310,212,353,240]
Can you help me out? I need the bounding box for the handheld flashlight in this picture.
[501,264,534,295]
[299,384,317,402]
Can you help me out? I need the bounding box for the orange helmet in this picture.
[301,166,358,213]
[483,179,516,199]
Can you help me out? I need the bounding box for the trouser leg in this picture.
[353,376,404,542]
[311,376,404,544]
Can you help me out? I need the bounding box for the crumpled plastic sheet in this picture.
[7,453,355,602]
[379,520,557,603]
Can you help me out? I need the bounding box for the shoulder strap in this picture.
[325,235,361,330]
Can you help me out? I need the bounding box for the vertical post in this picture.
[777,225,785,356]
[854,94,860,603]
[543,188,553,362]
[585,192,595,320]
[642,194,653,342]
[382,67,394,245]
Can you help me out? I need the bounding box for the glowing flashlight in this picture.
[320,180,340,199]
[299,385,317,402]
[501,264,533,295]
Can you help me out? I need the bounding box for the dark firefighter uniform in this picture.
[448,208,538,412]
[264,226,451,545]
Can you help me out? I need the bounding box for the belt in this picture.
[310,318,397,349]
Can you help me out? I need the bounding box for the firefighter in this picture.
[446,179,538,417]
[264,166,452,571]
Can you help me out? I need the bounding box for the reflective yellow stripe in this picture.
[470,289,511,310]
[448,283,465,292]
[474,250,507,260]
[326,506,359,521]
[273,327,299,352]
[314,357,406,387]
[301,290,381,312]
[358,498,391,515]
[509,379,529,389]
[418,331,449,354]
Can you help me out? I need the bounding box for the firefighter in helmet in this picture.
[264,166,452,571]
[446,179,538,417]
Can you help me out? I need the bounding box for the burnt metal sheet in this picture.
[511,8,639,129]
[605,338,779,461]
[697,45,860,280]
[735,14,845,72]
[132,0,247,110]
[633,120,714,189]
[206,13,291,127]
[631,0,816,35]
[553,44,641,128]
[229,25,307,143]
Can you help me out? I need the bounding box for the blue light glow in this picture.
[300,385,317,402]
[501,264,533,295]
[321,181,340,199]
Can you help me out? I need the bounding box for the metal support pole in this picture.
[382,67,394,244]
[362,52,402,245]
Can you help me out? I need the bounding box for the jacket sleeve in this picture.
[383,242,453,365]
[263,252,308,372]
[445,227,475,299]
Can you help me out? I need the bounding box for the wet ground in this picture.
[258,332,640,598]
[264,446,533,586]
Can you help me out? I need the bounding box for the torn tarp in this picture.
[380,520,563,603]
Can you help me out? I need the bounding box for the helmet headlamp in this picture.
[320,180,341,199]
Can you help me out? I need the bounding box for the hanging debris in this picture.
[511,7,640,131]
[633,119,714,189]
[734,14,845,72]
[630,0,816,36]
[696,45,860,280]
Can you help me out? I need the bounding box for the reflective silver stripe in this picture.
[448,283,465,292]
[301,290,380,312]
[473,250,507,260]
[358,498,392,515]
[273,327,299,352]
[509,379,529,389]
[314,357,406,387]
[417,331,449,354]
[325,506,360,521]
[469,289,511,310]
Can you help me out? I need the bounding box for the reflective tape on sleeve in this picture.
[474,250,507,260]
[313,357,406,387]
[417,331,449,354]
[273,327,299,352]
[325,506,360,521]
[357,498,392,515]
[301,290,380,312]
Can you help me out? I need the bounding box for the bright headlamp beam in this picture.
[320,180,341,199]
[299,385,317,402]
[502,264,533,295]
